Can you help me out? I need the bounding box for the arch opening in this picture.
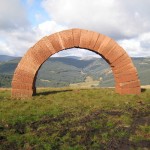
[35,48,114,89]
[11,28,141,97]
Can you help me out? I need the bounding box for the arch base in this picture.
[11,87,141,98]
[11,88,36,98]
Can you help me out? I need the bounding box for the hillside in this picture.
[0,55,18,62]
[0,88,150,149]
[0,55,150,87]
[132,57,150,85]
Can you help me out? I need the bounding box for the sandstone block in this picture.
[11,89,34,98]
[111,53,129,67]
[48,33,64,52]
[108,47,126,63]
[12,81,33,90]
[88,32,99,50]
[119,80,141,88]
[93,34,105,51]
[72,28,81,47]
[39,37,56,55]
[59,29,74,49]
[79,30,94,49]
[115,74,138,83]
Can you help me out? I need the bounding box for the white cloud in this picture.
[53,48,99,58]
[41,0,150,56]
[0,0,29,30]
[0,28,35,56]
[0,41,14,56]
[0,0,150,57]
[34,20,67,37]
[139,32,150,49]
[118,32,150,57]
[0,0,31,56]
[0,20,68,56]
[42,0,150,39]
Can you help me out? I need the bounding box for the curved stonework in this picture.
[11,28,141,97]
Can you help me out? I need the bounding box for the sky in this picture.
[0,0,150,58]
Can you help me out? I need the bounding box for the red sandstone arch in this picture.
[11,28,141,97]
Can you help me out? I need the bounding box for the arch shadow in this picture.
[36,89,73,96]
[141,88,146,93]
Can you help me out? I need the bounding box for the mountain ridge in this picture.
[0,55,150,87]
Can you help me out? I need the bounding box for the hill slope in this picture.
[0,55,18,62]
[0,55,150,87]
[0,88,150,149]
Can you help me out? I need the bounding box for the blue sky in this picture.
[22,0,50,26]
[0,0,150,57]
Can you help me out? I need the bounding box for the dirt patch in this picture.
[1,107,150,149]
[28,108,149,149]
[14,123,26,134]
[30,112,74,130]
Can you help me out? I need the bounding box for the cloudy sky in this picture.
[0,0,150,58]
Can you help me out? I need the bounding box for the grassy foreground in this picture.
[0,88,150,150]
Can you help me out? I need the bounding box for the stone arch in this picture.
[11,28,141,97]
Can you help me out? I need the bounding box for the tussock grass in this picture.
[0,88,150,149]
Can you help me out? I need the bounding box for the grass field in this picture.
[0,88,150,150]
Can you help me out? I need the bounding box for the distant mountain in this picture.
[0,55,18,62]
[63,56,81,60]
[48,57,94,68]
[0,55,150,88]
[0,58,21,74]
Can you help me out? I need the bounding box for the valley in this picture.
[0,55,150,88]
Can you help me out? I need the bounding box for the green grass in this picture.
[0,88,150,150]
